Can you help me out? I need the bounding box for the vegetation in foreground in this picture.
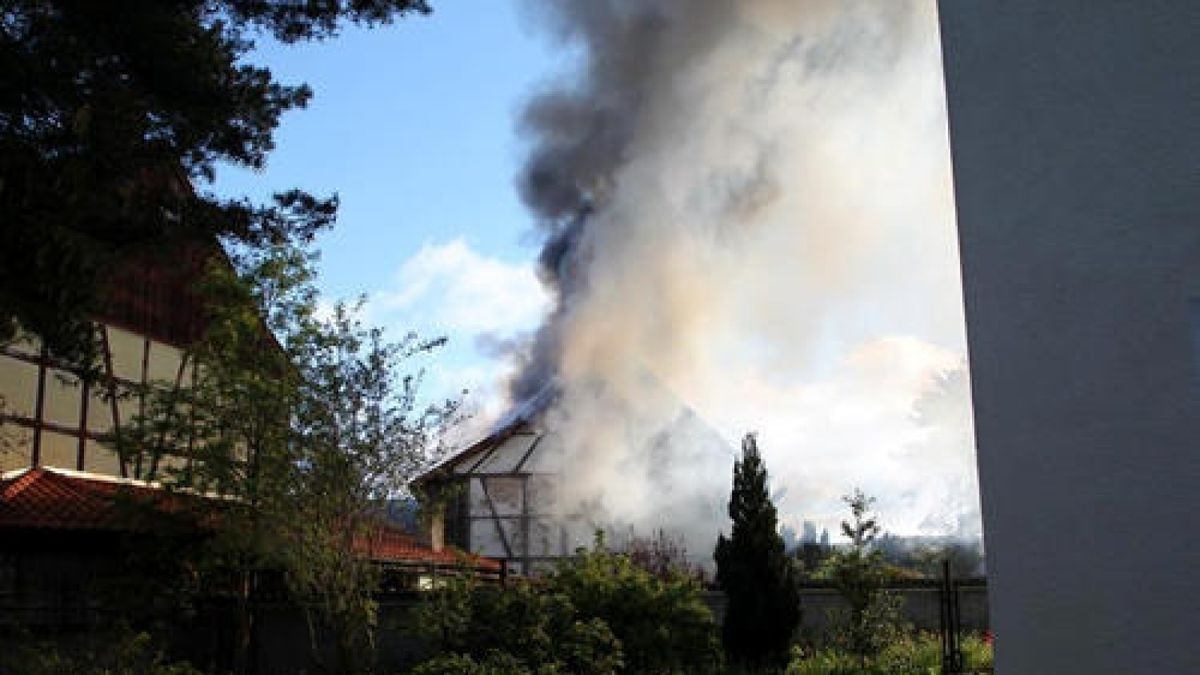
[404,447,994,675]
[411,536,722,675]
[781,490,994,675]
[786,632,993,675]
[0,625,203,675]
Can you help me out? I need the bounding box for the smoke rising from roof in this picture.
[508,0,979,551]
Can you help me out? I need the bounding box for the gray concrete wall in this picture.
[796,585,989,639]
[937,1,1200,673]
[703,584,990,639]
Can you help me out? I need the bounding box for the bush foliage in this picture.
[0,626,203,675]
[786,632,993,675]
[412,537,720,674]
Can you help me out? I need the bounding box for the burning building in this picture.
[483,0,982,560]
[416,382,734,575]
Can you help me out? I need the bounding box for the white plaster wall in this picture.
[938,1,1200,672]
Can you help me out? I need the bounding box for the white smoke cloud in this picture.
[689,338,980,539]
[504,0,980,550]
[368,239,551,443]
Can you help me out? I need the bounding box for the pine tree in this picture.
[714,433,800,668]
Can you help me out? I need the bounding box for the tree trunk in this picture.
[232,570,256,675]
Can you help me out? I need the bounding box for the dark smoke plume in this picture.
[504,0,980,548]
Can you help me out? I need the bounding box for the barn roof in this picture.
[413,378,736,487]
[413,385,557,485]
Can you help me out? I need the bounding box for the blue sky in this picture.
[212,3,559,415]
[210,1,556,289]
[208,2,981,538]
[215,3,551,290]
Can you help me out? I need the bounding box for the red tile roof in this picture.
[358,525,501,571]
[0,467,187,531]
[1,468,500,571]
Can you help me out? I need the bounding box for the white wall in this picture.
[938,1,1199,672]
[0,325,192,477]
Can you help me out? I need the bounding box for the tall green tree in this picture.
[714,433,800,669]
[0,0,430,364]
[121,243,458,673]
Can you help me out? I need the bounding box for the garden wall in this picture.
[703,581,989,638]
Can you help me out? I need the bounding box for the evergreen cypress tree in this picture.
[714,433,800,668]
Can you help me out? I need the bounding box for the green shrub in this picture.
[960,633,994,672]
[785,645,867,675]
[875,633,940,674]
[410,537,720,674]
[407,650,533,675]
[552,538,722,674]
[0,626,202,675]
[784,631,993,675]
[410,577,623,675]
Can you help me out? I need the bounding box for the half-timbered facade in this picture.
[0,240,212,478]
[418,387,733,576]
[418,390,581,576]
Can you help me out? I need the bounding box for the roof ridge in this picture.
[0,467,42,500]
[40,466,163,489]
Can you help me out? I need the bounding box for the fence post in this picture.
[939,558,964,674]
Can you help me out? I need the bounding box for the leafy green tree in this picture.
[121,242,457,673]
[0,0,430,364]
[822,489,904,663]
[714,433,801,669]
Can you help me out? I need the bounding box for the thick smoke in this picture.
[510,0,979,554]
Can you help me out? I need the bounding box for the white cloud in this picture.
[368,239,550,435]
[375,238,550,335]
